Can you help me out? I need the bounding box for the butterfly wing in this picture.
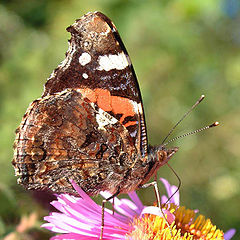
[13,12,151,196]
[43,12,148,156]
[13,89,139,196]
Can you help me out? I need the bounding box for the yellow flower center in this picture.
[126,204,224,240]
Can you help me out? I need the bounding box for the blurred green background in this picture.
[0,0,239,239]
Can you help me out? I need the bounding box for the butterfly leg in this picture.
[139,181,173,237]
[139,181,161,207]
[100,188,120,240]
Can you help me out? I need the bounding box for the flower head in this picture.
[42,179,235,240]
[42,180,141,239]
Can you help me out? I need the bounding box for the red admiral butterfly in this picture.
[12,12,178,197]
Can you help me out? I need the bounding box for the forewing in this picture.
[43,12,148,156]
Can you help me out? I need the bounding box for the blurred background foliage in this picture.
[0,0,239,239]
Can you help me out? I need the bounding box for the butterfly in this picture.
[12,11,178,197]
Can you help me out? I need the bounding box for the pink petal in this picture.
[160,178,179,205]
[224,229,236,240]
[141,206,175,224]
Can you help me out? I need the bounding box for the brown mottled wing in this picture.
[13,90,137,196]
[43,12,148,156]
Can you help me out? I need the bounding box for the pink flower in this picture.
[42,179,173,240]
[42,179,235,240]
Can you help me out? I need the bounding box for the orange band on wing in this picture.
[124,121,137,128]
[95,89,112,111]
[78,88,97,103]
[79,87,138,127]
[111,95,136,122]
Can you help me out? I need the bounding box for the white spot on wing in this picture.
[131,101,143,115]
[137,103,143,114]
[97,51,129,71]
[82,73,88,79]
[79,52,91,66]
[96,108,118,130]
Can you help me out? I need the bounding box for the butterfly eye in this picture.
[157,150,167,163]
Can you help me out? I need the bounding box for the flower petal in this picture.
[160,178,179,205]
[224,229,236,240]
[141,206,175,224]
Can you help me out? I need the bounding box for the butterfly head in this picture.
[139,146,178,186]
[147,145,179,172]
[153,145,179,167]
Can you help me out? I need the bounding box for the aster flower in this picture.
[42,179,235,240]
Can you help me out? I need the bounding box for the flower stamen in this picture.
[127,205,225,240]
[175,206,224,240]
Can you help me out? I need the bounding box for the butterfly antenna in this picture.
[161,95,205,145]
[162,121,219,147]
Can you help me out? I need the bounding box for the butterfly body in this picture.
[13,12,177,196]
